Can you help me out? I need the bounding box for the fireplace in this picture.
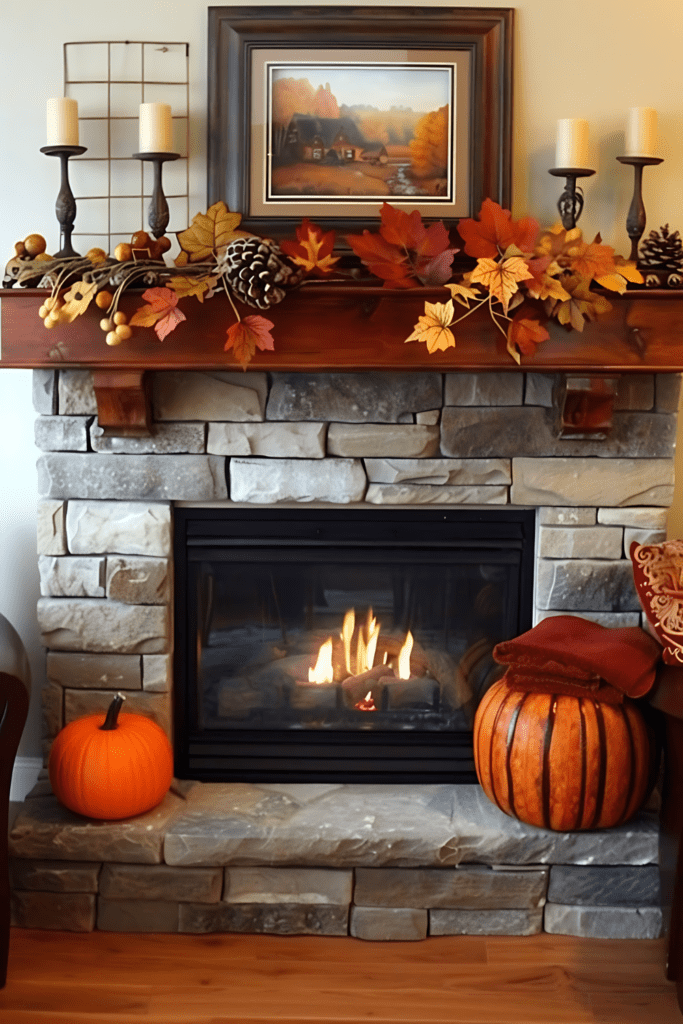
[174,507,535,783]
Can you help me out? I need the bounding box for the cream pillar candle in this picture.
[46,97,79,147]
[555,119,589,169]
[625,107,658,157]
[138,103,173,153]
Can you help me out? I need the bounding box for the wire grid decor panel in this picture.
[63,40,190,254]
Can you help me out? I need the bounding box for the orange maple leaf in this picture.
[506,310,550,364]
[469,256,534,314]
[523,256,571,302]
[457,198,539,259]
[347,202,457,288]
[280,219,340,277]
[566,236,617,282]
[224,315,275,369]
[130,287,186,341]
[405,299,456,354]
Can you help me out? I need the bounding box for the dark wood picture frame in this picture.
[208,6,514,241]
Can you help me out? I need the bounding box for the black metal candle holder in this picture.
[132,151,180,239]
[548,167,596,231]
[40,144,87,258]
[616,155,664,262]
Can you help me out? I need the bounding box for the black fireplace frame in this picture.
[173,507,535,784]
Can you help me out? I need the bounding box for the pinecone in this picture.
[639,224,683,272]
[219,236,304,309]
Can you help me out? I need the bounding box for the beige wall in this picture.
[1,0,682,757]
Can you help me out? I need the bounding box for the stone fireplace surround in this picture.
[8,366,678,941]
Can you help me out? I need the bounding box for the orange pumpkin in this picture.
[48,693,173,820]
[473,677,657,831]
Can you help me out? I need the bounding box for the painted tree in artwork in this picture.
[313,83,339,118]
[271,78,317,126]
[409,105,449,179]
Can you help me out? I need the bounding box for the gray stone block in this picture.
[162,783,658,869]
[38,555,106,597]
[64,689,171,740]
[598,507,669,529]
[230,457,366,503]
[97,897,180,932]
[32,369,58,414]
[543,903,663,939]
[536,610,642,628]
[208,421,326,458]
[224,867,353,905]
[38,597,169,653]
[37,500,68,555]
[524,374,558,407]
[416,409,440,425]
[614,376,655,411]
[99,864,222,903]
[350,906,427,941]
[267,372,443,423]
[536,558,640,611]
[511,458,674,507]
[38,453,228,501]
[655,373,682,412]
[58,370,97,414]
[66,500,171,556]
[90,421,206,454]
[354,866,548,909]
[41,681,63,738]
[547,865,660,907]
[10,859,101,893]
[35,415,90,452]
[538,507,596,526]
[364,458,511,485]
[430,907,543,936]
[143,653,171,692]
[153,371,268,421]
[11,890,96,931]
[9,792,183,863]
[179,902,349,935]
[327,423,440,458]
[47,651,141,690]
[106,556,170,604]
[365,484,507,505]
[624,528,667,550]
[442,407,676,459]
[445,373,523,406]
[538,526,623,560]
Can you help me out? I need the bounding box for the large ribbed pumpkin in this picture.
[48,694,173,820]
[473,677,656,831]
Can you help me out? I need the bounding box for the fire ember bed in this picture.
[173,509,535,783]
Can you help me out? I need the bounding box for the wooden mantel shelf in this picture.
[2,283,683,434]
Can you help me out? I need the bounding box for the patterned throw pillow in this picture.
[631,539,683,665]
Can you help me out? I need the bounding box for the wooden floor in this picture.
[0,929,681,1023]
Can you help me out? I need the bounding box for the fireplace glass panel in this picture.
[174,509,535,782]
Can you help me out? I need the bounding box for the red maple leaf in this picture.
[129,287,186,341]
[280,218,340,277]
[506,308,550,364]
[457,198,540,259]
[224,315,275,369]
[347,202,457,288]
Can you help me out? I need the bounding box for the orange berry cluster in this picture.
[114,230,171,263]
[97,293,132,345]
[38,295,66,329]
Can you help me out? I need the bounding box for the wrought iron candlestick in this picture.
[548,167,596,230]
[40,144,87,258]
[132,151,180,239]
[616,155,664,262]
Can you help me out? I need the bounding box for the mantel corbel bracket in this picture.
[91,369,152,437]
[554,375,617,439]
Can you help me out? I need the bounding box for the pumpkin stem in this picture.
[100,692,126,731]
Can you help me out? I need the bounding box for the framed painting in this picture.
[208,6,513,240]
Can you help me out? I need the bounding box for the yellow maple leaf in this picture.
[444,281,481,307]
[469,256,533,314]
[405,299,456,354]
[60,280,97,322]
[176,201,251,263]
[169,275,218,303]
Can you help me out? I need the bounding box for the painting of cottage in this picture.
[267,64,453,202]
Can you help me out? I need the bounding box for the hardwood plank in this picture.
[0,929,680,1024]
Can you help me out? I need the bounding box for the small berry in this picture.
[114,242,132,262]
[23,233,47,257]
[14,241,26,257]
[155,236,172,254]
[95,290,113,310]
[115,324,132,341]
[86,247,108,265]
[100,318,115,332]
[106,330,123,346]
[113,311,128,326]
[130,230,150,249]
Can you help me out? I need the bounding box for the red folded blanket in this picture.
[493,614,662,698]
[503,668,624,704]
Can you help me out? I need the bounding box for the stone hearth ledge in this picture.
[10,783,658,869]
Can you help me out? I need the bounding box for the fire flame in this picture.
[309,637,334,683]
[398,631,413,680]
[341,609,355,675]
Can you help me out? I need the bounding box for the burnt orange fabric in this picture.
[493,614,662,698]
[503,668,624,704]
